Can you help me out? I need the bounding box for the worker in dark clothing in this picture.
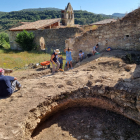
[50,49,60,74]
[0,68,21,98]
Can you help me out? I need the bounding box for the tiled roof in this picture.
[9,18,61,31]
[90,19,117,25]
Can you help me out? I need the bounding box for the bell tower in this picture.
[61,3,74,26]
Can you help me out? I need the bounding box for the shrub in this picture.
[15,30,35,51]
[0,32,10,49]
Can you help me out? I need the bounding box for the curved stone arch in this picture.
[40,37,45,50]
[24,86,140,139]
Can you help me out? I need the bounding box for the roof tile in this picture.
[9,18,61,31]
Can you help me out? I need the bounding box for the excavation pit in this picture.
[32,107,140,140]
[1,56,140,140]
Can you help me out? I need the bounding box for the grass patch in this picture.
[82,25,98,32]
[0,48,66,70]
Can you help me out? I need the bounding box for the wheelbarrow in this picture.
[40,61,50,69]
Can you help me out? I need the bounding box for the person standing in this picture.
[0,68,21,98]
[64,47,73,70]
[92,44,99,55]
[58,55,64,69]
[50,49,60,74]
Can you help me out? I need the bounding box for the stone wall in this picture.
[66,8,140,60]
[8,27,82,53]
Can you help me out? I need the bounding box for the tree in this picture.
[15,30,35,51]
[0,32,9,48]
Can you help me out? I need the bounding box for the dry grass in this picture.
[75,32,82,37]
[0,49,66,70]
[82,25,98,32]
[74,25,98,37]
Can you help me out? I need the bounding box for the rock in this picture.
[77,136,81,139]
[81,120,84,123]
[128,89,132,92]
[132,71,140,79]
[47,95,51,97]
[95,82,102,86]
[33,63,39,68]
[84,135,89,139]
[3,69,13,75]
[136,105,140,112]
[124,65,131,71]
[124,79,131,82]
[66,80,73,86]
[123,82,133,88]
[58,84,64,88]
[86,80,93,87]
[88,74,94,79]
[98,89,104,94]
[111,95,115,99]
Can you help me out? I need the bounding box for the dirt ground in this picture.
[0,50,140,140]
[32,107,140,140]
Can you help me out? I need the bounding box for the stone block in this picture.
[104,35,110,38]
[95,33,99,35]
[125,43,130,47]
[102,41,106,45]
[136,104,140,112]
[98,89,105,94]
[111,94,115,99]
[137,101,140,105]
[137,96,140,101]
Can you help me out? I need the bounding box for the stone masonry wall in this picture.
[8,27,82,53]
[66,8,140,60]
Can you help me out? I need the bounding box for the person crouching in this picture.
[92,44,99,55]
[78,50,85,62]
[0,68,21,98]
[50,49,60,74]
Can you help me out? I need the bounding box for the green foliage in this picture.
[0,32,10,49]
[15,30,35,51]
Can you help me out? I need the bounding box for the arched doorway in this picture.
[40,37,45,50]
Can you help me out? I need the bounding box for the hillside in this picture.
[0,9,117,32]
[112,13,125,17]
[21,7,62,11]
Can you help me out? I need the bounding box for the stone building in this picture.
[61,3,74,26]
[8,3,81,52]
[65,7,140,60]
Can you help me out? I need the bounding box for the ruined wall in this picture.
[8,27,82,52]
[66,8,140,60]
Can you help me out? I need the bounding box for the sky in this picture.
[0,0,140,15]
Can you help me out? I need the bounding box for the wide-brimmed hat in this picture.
[0,68,4,73]
[54,49,60,54]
